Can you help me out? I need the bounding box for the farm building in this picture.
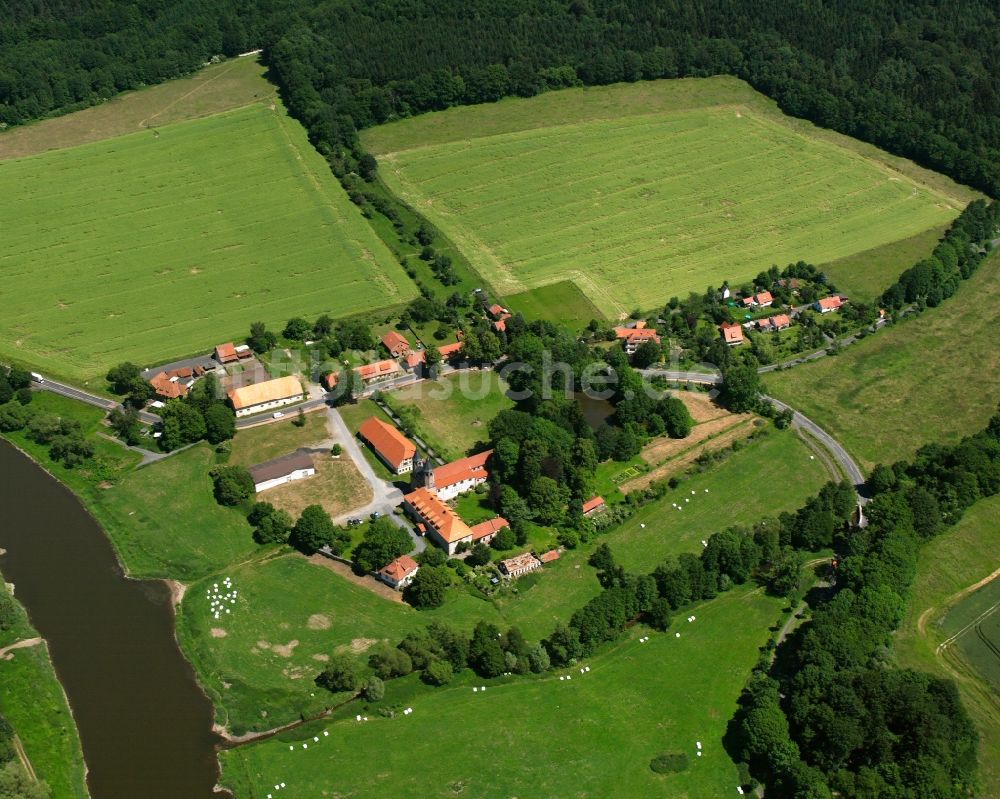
[719,322,745,346]
[403,487,473,555]
[582,496,606,516]
[613,321,661,354]
[499,552,542,579]
[148,371,189,400]
[377,555,419,590]
[249,451,316,493]
[381,331,411,357]
[412,450,492,501]
[215,342,254,364]
[814,296,844,313]
[466,517,510,547]
[758,314,791,332]
[227,375,304,418]
[356,359,402,383]
[358,416,416,474]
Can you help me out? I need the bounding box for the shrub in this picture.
[650,753,689,774]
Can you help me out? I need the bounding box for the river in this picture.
[0,441,229,798]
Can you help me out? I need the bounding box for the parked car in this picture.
[272,411,284,419]
[370,511,381,520]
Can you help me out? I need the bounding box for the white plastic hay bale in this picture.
[356,715,361,721]
[705,488,709,493]
[675,632,681,638]
[696,741,702,749]
[559,676,565,681]
[691,490,696,495]
[313,736,319,742]
[585,666,591,672]
[473,687,478,692]
[697,751,702,757]
[323,731,329,737]
[640,523,646,529]
[302,743,308,749]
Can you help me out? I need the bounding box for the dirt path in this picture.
[0,637,42,660]
[12,734,37,782]
[917,566,1000,639]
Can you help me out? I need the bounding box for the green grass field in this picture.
[893,496,1000,796]
[228,412,330,468]
[0,583,88,798]
[88,444,257,581]
[941,577,1000,694]
[0,99,415,383]
[219,586,783,799]
[365,78,965,318]
[766,251,1000,471]
[382,371,512,459]
[504,280,605,328]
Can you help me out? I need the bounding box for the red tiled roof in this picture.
[438,342,463,358]
[433,450,491,490]
[404,487,472,543]
[613,327,660,344]
[355,359,401,381]
[817,296,843,311]
[359,417,415,470]
[215,342,238,363]
[494,319,506,333]
[487,304,506,318]
[381,330,410,355]
[149,372,188,399]
[322,372,339,390]
[755,291,773,305]
[379,555,418,582]
[539,549,560,563]
[404,351,426,369]
[582,496,606,514]
[719,322,744,344]
[469,517,509,540]
[170,367,193,379]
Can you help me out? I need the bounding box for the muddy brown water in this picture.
[0,441,230,798]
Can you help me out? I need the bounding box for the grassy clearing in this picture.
[367,78,964,318]
[0,584,88,798]
[228,413,330,468]
[818,224,948,303]
[0,57,276,160]
[220,586,784,799]
[765,252,1000,471]
[88,444,257,581]
[504,280,605,328]
[176,554,420,734]
[0,100,414,383]
[942,578,1000,693]
[893,496,1000,797]
[263,456,372,522]
[383,371,512,459]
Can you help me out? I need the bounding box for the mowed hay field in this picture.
[0,100,414,382]
[365,78,969,318]
[220,586,783,799]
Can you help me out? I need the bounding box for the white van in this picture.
[272,411,285,419]
[30,372,44,384]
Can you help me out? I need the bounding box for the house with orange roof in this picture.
[413,450,492,501]
[377,555,419,590]
[148,371,189,400]
[758,314,791,332]
[214,342,238,364]
[487,303,508,319]
[814,296,844,313]
[719,321,745,346]
[467,517,509,546]
[754,291,774,307]
[355,359,402,383]
[381,331,411,358]
[403,487,474,555]
[227,376,304,417]
[582,496,606,516]
[613,321,661,355]
[437,341,464,361]
[358,416,416,474]
[403,350,426,372]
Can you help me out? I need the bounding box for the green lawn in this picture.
[88,444,258,581]
[176,553,420,734]
[228,412,330,468]
[0,99,415,383]
[941,577,1000,693]
[765,252,1000,471]
[504,280,605,329]
[0,584,88,798]
[818,224,948,303]
[219,585,784,799]
[382,371,512,460]
[366,78,963,318]
[893,496,1000,797]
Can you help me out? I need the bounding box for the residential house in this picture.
[613,321,661,355]
[148,371,189,400]
[215,342,238,364]
[814,296,844,313]
[499,552,542,579]
[321,372,340,391]
[437,341,464,362]
[487,303,508,319]
[358,416,416,474]
[381,331,411,358]
[719,321,745,346]
[249,451,316,493]
[582,496,606,516]
[467,517,509,547]
[403,350,426,372]
[227,376,305,417]
[758,314,791,332]
[754,291,774,308]
[403,487,473,555]
[356,359,402,383]
[377,555,419,590]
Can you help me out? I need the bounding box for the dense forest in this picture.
[4,1,997,197]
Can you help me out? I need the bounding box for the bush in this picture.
[316,655,360,694]
[649,753,689,774]
[421,659,453,686]
[210,465,254,506]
